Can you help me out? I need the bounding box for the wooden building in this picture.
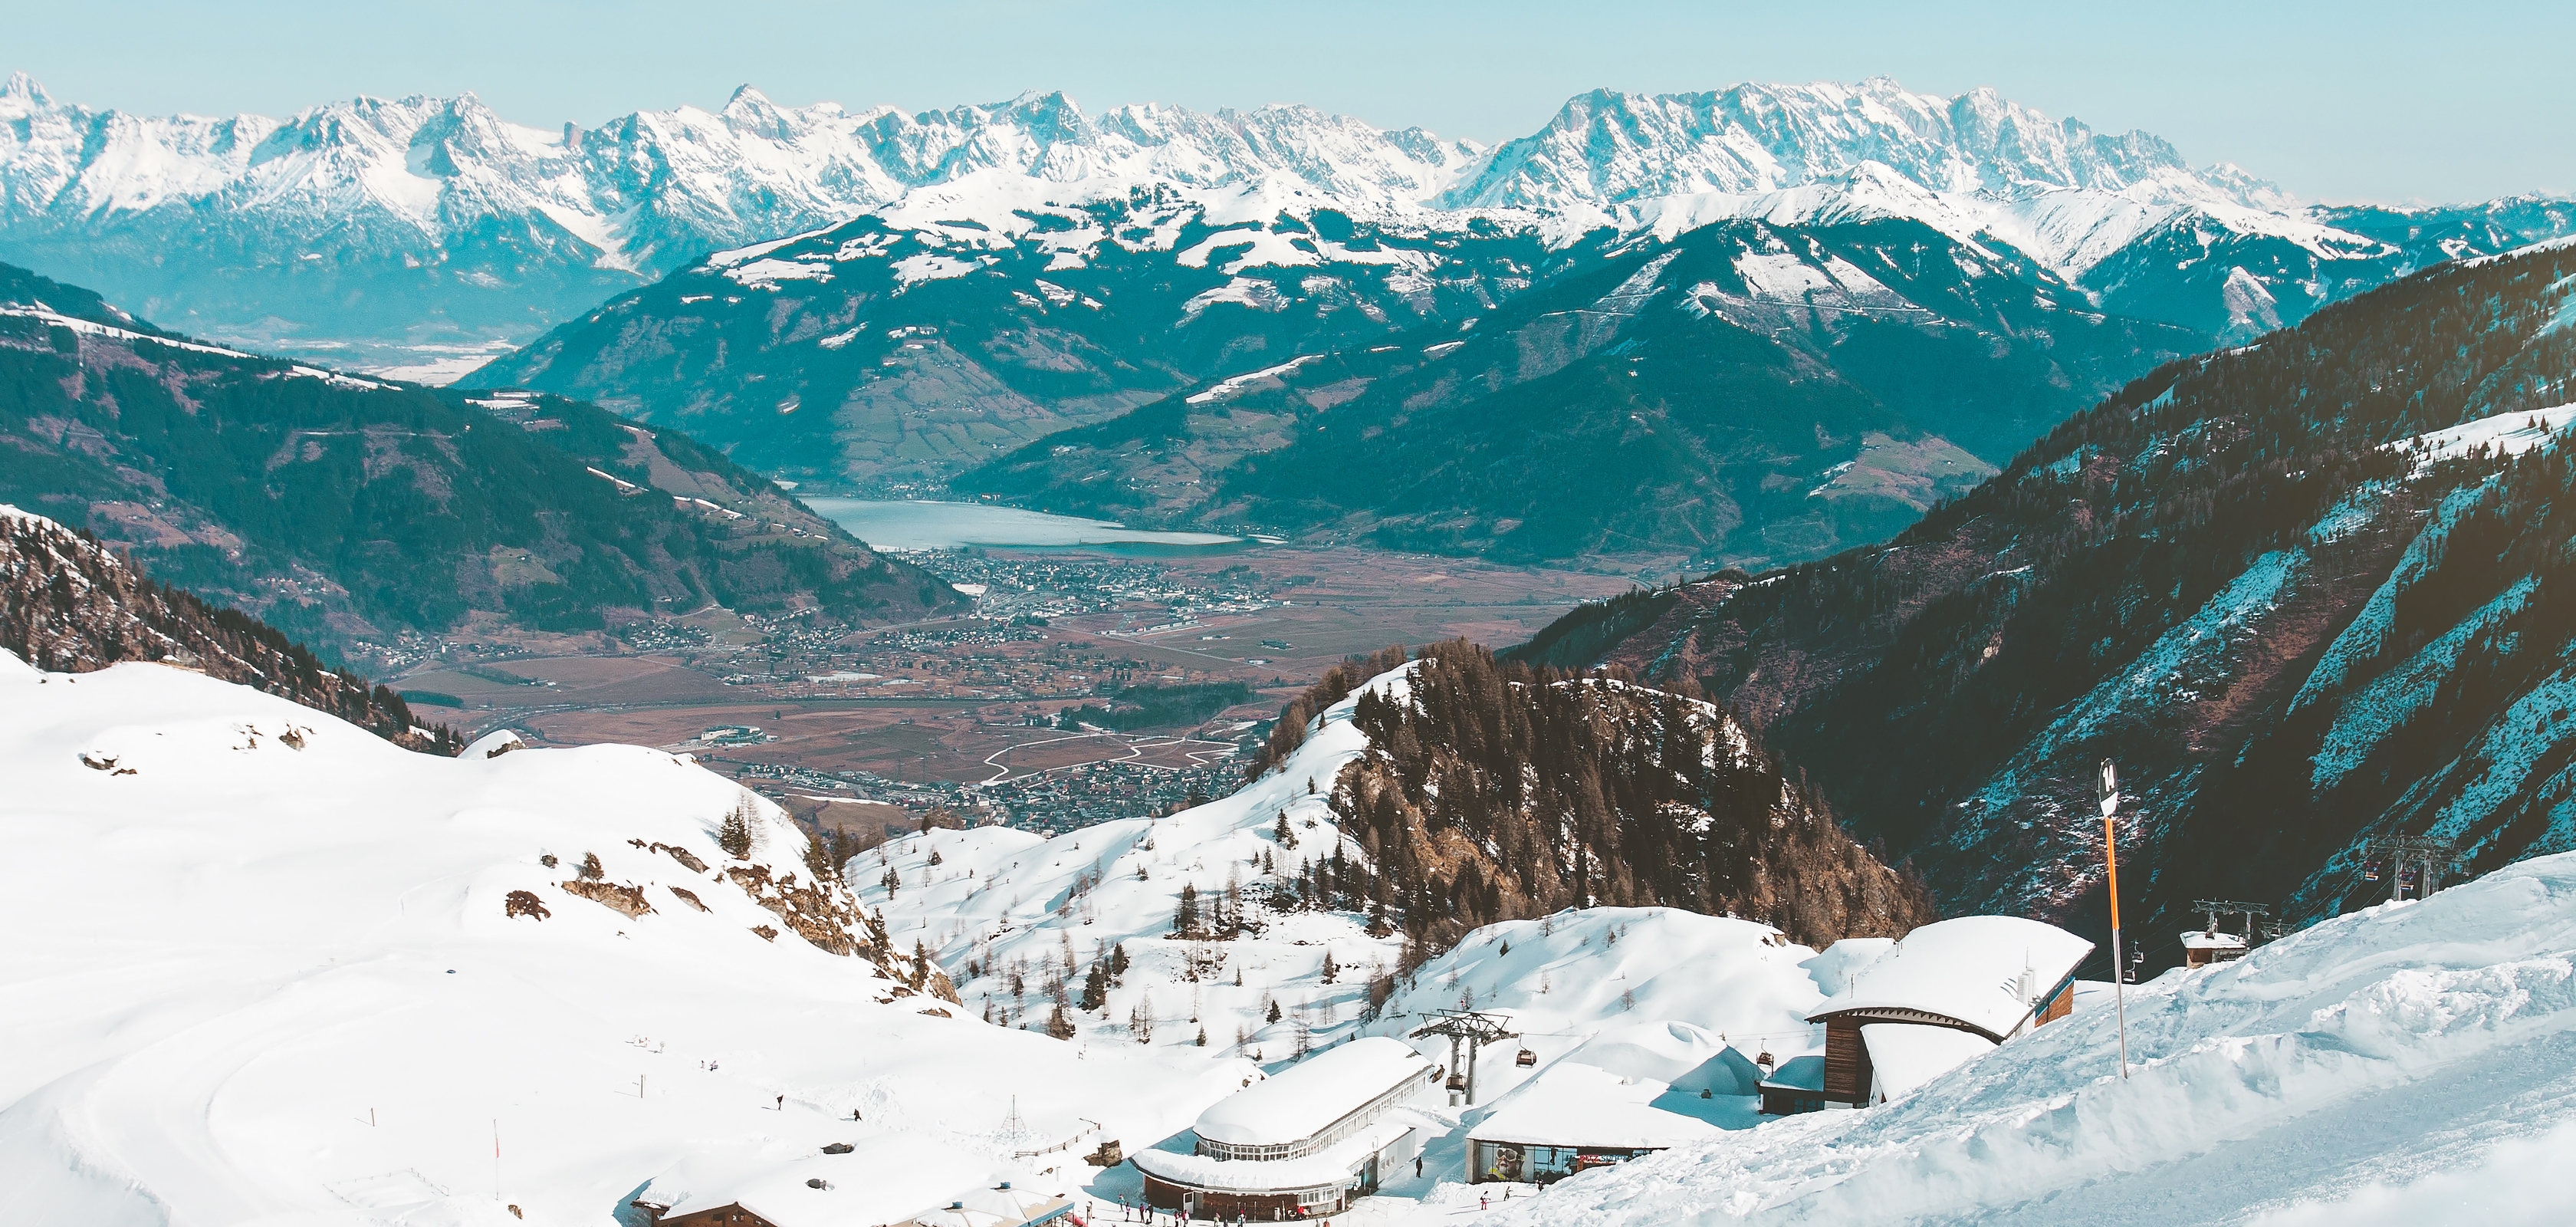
[2181,929,2249,969]
[1774,916,2093,1112]
[1132,1037,1436,1219]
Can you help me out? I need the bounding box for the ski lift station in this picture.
[1132,1037,1440,1219]
[1763,916,2093,1113]
[633,1134,1075,1227]
[1466,1021,1764,1184]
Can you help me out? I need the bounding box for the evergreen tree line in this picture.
[1316,640,1932,953]
[0,514,460,753]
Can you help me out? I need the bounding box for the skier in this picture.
[1414,1155,1422,1179]
[775,1094,784,1110]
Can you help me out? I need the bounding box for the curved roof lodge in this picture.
[1768,916,2093,1112]
[1133,1038,1436,1219]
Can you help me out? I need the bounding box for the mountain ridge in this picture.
[12,70,2539,373]
[1506,236,2576,952]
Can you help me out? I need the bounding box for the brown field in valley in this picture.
[394,542,1634,821]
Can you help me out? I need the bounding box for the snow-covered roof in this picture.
[1468,1061,1730,1150]
[1194,1036,1432,1146]
[1861,1022,1997,1100]
[1758,1054,1825,1093]
[659,1134,1057,1227]
[1805,916,2093,1040]
[2181,930,2249,951]
[1134,1112,1424,1192]
[1553,1021,1763,1096]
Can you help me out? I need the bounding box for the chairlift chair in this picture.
[1514,1047,1537,1067]
[2397,864,2420,889]
[2361,859,2384,883]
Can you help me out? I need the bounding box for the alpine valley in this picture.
[9,50,2576,1227]
[9,73,2573,565]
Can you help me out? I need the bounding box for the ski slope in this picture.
[10,644,2571,1225]
[0,652,1244,1225]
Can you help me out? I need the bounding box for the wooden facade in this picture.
[1141,1173,1347,1219]
[653,1206,774,1227]
[1821,1020,1874,1107]
[2036,978,2075,1025]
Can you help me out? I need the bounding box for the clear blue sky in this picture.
[5,0,2567,204]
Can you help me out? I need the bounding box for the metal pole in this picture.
[2098,760,2128,1081]
[1466,1038,1480,1106]
[1447,1035,1463,1107]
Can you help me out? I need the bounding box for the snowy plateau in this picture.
[9,648,2576,1225]
[5,72,2558,374]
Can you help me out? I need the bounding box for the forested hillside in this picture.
[0,262,961,661]
[1514,239,2576,962]
[2,508,456,752]
[1247,643,1932,954]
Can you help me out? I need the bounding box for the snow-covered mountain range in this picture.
[8,71,2562,377]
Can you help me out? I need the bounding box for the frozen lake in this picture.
[803,498,1244,552]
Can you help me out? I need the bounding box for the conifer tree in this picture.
[718,796,754,859]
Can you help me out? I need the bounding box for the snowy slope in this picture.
[864,661,1850,1118]
[1473,851,2576,1225]
[0,652,1247,1225]
[863,664,1418,1061]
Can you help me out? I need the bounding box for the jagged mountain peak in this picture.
[1,70,46,107]
[1440,77,2287,219]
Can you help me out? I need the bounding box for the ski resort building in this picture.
[1465,1023,1760,1183]
[1132,1037,1438,1219]
[637,1135,1073,1227]
[2181,929,2250,968]
[1767,916,2092,1112]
